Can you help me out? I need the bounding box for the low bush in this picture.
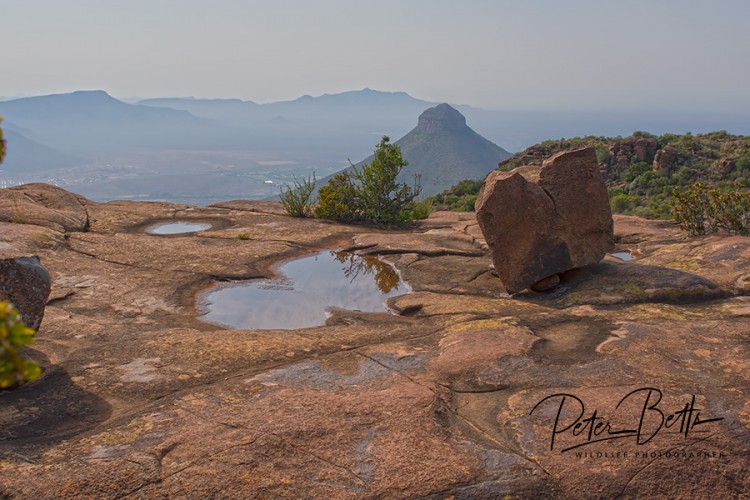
[280,174,316,217]
[315,137,422,226]
[0,301,41,389]
[670,182,750,236]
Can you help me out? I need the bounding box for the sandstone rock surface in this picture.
[475,147,614,293]
[0,183,89,232]
[0,184,748,498]
[0,255,51,330]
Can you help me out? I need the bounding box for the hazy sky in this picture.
[3,0,749,111]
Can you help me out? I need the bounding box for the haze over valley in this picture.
[1,88,747,204]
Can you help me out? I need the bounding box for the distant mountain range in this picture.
[316,104,511,197]
[0,88,748,204]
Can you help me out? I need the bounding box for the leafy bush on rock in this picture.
[0,301,41,389]
[315,137,422,226]
[670,182,750,236]
[280,174,317,217]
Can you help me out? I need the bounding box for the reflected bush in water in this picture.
[332,251,401,294]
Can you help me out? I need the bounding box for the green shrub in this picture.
[314,171,359,223]
[279,174,316,217]
[670,182,750,236]
[353,136,421,226]
[314,137,421,226]
[0,301,41,389]
[237,232,250,240]
[410,199,433,220]
[429,178,483,212]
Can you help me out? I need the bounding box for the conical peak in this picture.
[417,103,467,131]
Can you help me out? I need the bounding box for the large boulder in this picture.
[0,255,51,330]
[0,183,90,232]
[475,147,614,293]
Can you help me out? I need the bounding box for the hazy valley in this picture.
[2,88,748,205]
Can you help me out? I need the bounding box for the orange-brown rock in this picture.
[475,147,614,294]
[0,183,89,232]
[1,185,749,498]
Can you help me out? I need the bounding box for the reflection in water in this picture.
[148,222,211,235]
[198,251,408,330]
[331,251,401,294]
[610,251,636,261]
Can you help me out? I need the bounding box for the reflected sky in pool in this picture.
[198,251,408,330]
[148,222,211,235]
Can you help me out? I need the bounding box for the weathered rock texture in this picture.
[0,184,748,498]
[0,255,51,330]
[0,183,89,232]
[475,147,614,293]
[653,144,679,173]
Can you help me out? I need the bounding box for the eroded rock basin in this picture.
[1,186,749,499]
[198,251,408,330]
[146,221,212,235]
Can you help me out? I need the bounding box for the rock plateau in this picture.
[0,183,747,498]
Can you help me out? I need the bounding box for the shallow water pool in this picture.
[198,251,408,330]
[147,222,212,235]
[610,250,636,261]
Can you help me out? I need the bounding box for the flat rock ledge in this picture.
[0,185,748,499]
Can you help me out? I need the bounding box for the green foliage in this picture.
[670,182,750,236]
[237,233,250,240]
[314,171,359,223]
[429,178,484,212]
[314,137,421,226]
[0,302,41,389]
[609,191,639,213]
[410,198,434,220]
[353,136,421,225]
[0,116,5,163]
[279,174,316,217]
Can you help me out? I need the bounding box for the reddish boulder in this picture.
[0,255,51,330]
[475,147,614,293]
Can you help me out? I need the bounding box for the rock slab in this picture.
[475,147,614,293]
[0,256,51,330]
[0,183,89,232]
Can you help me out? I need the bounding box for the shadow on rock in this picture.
[518,261,724,306]
[0,350,111,455]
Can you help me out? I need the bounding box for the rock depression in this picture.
[0,184,748,498]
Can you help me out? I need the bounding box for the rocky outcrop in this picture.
[607,137,659,177]
[652,144,679,173]
[1,184,749,498]
[0,255,51,330]
[475,147,614,293]
[0,183,89,232]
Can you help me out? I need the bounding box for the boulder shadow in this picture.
[517,261,725,306]
[0,350,112,456]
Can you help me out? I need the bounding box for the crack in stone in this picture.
[270,432,370,488]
